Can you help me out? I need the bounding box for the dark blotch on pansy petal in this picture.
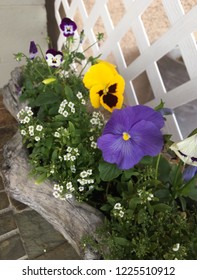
[103,94,118,108]
[60,17,77,37]
[46,49,63,58]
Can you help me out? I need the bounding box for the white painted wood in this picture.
[54,0,197,140]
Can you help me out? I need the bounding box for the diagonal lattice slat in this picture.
[54,0,197,141]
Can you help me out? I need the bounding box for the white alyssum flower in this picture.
[21,130,26,135]
[76,92,83,99]
[172,243,180,252]
[36,125,43,131]
[35,136,40,141]
[54,131,60,138]
[114,203,122,210]
[79,186,84,192]
[65,193,72,199]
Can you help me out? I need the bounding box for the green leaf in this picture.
[99,161,122,181]
[123,169,139,179]
[153,203,171,212]
[75,52,86,60]
[129,197,141,210]
[34,93,60,106]
[114,237,128,246]
[180,177,197,201]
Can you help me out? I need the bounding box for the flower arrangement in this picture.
[14,17,197,260]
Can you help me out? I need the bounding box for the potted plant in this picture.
[2,17,197,260]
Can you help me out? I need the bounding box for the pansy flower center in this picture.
[65,25,73,34]
[122,132,131,141]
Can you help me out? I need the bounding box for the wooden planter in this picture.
[1,68,103,259]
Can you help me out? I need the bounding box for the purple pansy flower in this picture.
[97,105,164,170]
[60,17,77,37]
[29,41,38,59]
[183,166,197,182]
[45,49,63,67]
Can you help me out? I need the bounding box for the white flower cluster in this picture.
[58,99,75,117]
[63,146,80,164]
[113,203,124,218]
[53,182,75,200]
[137,189,154,203]
[21,124,43,141]
[90,111,104,129]
[76,91,86,105]
[17,106,33,124]
[77,169,94,192]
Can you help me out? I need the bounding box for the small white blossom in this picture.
[76,92,83,99]
[35,136,40,141]
[70,155,76,161]
[65,193,72,199]
[87,169,92,175]
[80,171,88,178]
[54,132,60,138]
[63,110,68,118]
[79,186,84,192]
[21,130,26,135]
[114,203,122,210]
[119,210,124,218]
[66,182,72,189]
[36,125,43,131]
[81,99,86,105]
[172,243,180,252]
[53,191,60,198]
[24,116,30,123]
[91,141,97,149]
[67,147,72,152]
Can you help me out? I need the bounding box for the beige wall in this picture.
[0,0,48,88]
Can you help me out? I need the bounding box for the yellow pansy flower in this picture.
[83,61,125,112]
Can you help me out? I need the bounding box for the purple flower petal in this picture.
[60,17,77,37]
[29,41,38,59]
[183,166,197,181]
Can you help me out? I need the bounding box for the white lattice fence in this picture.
[54,0,197,141]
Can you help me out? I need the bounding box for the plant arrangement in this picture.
[14,17,197,260]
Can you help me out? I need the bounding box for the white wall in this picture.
[0,0,48,88]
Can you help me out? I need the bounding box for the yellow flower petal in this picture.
[89,85,104,108]
[83,61,118,89]
[42,77,56,85]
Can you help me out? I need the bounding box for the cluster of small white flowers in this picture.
[53,183,64,199]
[89,135,97,149]
[113,203,124,218]
[63,146,80,162]
[90,111,104,129]
[17,106,33,124]
[76,91,86,105]
[58,99,75,117]
[77,169,94,191]
[137,189,154,203]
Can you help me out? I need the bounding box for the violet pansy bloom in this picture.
[29,41,38,59]
[45,49,63,67]
[60,17,77,37]
[97,105,164,170]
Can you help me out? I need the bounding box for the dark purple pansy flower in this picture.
[183,166,197,181]
[60,17,77,37]
[45,49,63,67]
[29,41,38,59]
[97,105,164,170]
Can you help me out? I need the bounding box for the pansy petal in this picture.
[126,105,165,129]
[100,93,123,112]
[170,133,197,166]
[183,166,197,181]
[130,120,164,156]
[90,85,104,108]
[83,62,118,89]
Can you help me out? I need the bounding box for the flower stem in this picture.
[155,153,161,179]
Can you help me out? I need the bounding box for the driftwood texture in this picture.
[1,68,103,259]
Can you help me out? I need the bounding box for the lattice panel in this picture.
[54,0,197,141]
